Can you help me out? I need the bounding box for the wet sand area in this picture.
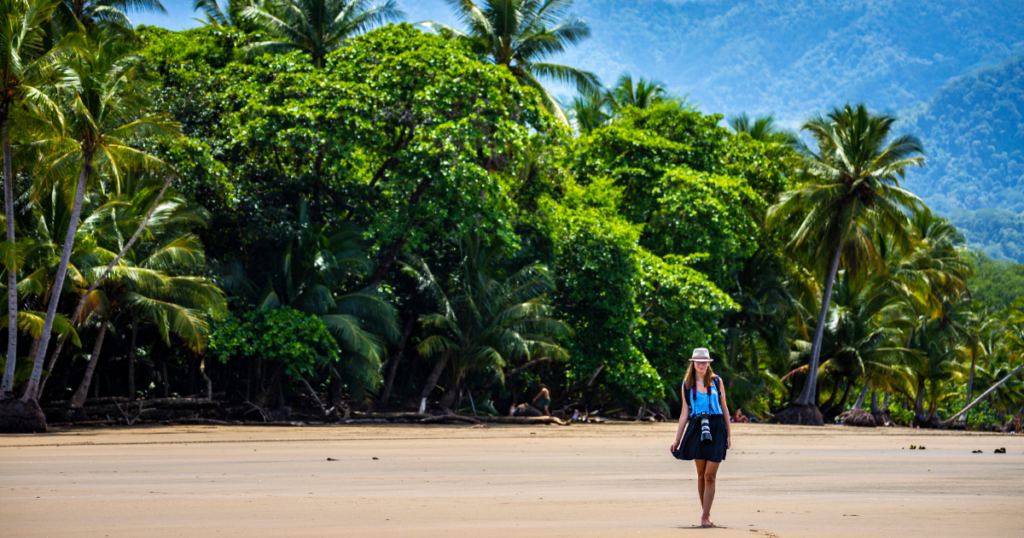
[2,422,1022,537]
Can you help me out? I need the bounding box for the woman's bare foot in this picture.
[701,516,715,527]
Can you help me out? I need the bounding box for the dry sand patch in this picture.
[2,423,1022,537]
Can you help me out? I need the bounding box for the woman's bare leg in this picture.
[701,461,720,527]
[694,459,707,506]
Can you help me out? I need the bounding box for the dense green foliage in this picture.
[966,251,1024,310]
[210,308,339,379]
[1,1,1021,432]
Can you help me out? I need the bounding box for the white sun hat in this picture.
[690,347,713,362]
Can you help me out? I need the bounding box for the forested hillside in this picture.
[947,208,1024,263]
[901,54,1024,214]
[551,0,1024,120]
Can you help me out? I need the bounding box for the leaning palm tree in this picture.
[240,0,404,68]
[766,103,925,424]
[0,0,77,395]
[20,34,180,404]
[424,0,600,125]
[608,73,666,114]
[729,112,798,146]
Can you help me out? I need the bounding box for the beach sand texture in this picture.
[2,422,1022,537]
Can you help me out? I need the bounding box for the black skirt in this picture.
[673,414,728,462]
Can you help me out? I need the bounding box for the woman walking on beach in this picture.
[670,348,732,527]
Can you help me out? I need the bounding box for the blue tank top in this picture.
[689,378,723,416]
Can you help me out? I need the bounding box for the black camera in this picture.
[700,412,713,444]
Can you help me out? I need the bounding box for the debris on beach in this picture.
[994,447,1006,454]
[836,409,876,427]
[972,450,982,453]
[327,458,338,461]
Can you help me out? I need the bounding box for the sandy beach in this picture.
[2,422,1022,537]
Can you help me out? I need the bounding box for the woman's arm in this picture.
[671,386,689,451]
[718,378,732,449]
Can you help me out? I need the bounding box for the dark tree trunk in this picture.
[853,381,869,410]
[964,346,978,422]
[127,310,138,400]
[69,316,110,409]
[821,377,841,410]
[914,376,926,417]
[160,356,169,398]
[796,240,843,406]
[870,389,879,413]
[380,315,417,406]
[420,351,450,402]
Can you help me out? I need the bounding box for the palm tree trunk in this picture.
[22,151,93,402]
[32,173,174,394]
[964,346,978,422]
[796,241,842,406]
[380,315,416,406]
[870,388,879,413]
[914,377,926,417]
[821,376,841,410]
[750,339,759,378]
[1,102,18,395]
[127,310,138,400]
[160,357,169,398]
[69,316,109,409]
[853,381,869,410]
[420,351,450,401]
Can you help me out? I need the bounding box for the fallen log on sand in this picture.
[478,416,569,426]
[43,397,219,417]
[419,415,480,425]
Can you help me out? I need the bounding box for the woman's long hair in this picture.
[683,362,715,390]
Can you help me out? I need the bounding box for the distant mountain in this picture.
[901,54,1024,214]
[551,0,1024,123]
[948,208,1024,263]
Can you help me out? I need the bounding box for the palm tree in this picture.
[218,201,398,398]
[67,254,224,410]
[58,0,165,29]
[608,73,666,113]
[193,0,274,29]
[425,0,600,125]
[766,103,925,423]
[20,34,180,403]
[729,112,798,146]
[0,0,80,395]
[240,0,404,68]
[817,270,909,418]
[405,233,571,409]
[564,89,608,133]
[718,249,792,413]
[78,173,220,400]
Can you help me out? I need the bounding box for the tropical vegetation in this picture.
[0,0,1021,434]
